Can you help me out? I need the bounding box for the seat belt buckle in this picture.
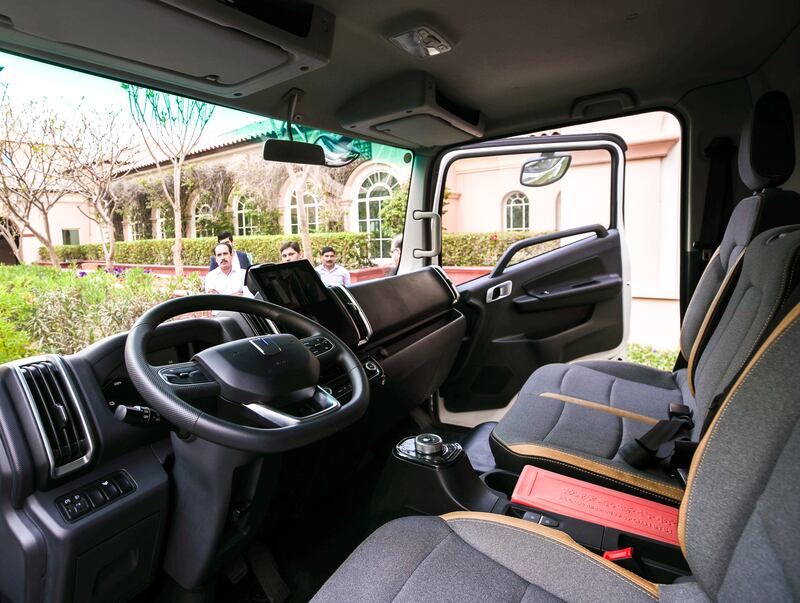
[603,547,641,573]
[603,547,634,562]
[668,403,694,429]
[668,403,692,419]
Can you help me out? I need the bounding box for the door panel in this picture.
[442,229,625,411]
[434,134,629,413]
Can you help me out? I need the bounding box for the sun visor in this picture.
[338,72,484,148]
[0,0,334,98]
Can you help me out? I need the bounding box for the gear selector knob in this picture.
[414,433,444,455]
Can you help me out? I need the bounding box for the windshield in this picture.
[0,51,412,363]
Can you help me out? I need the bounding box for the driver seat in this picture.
[312,302,800,601]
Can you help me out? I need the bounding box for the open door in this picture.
[432,134,630,415]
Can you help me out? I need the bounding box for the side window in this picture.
[440,111,682,357]
[441,148,613,272]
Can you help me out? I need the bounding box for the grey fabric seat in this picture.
[487,91,800,501]
[491,225,800,503]
[313,301,800,602]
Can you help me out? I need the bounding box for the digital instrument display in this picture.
[245,260,357,345]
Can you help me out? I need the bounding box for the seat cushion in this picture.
[491,361,690,503]
[312,512,659,603]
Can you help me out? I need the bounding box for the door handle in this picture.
[412,211,442,258]
[486,280,512,303]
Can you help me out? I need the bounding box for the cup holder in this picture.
[481,469,520,499]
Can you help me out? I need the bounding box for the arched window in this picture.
[289,191,320,234]
[357,170,399,258]
[504,191,530,231]
[194,203,214,237]
[236,198,257,236]
[129,220,146,241]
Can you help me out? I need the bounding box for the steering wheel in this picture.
[124,294,369,453]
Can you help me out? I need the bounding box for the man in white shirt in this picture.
[205,242,252,296]
[314,246,351,287]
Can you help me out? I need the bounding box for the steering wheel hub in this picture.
[194,334,319,405]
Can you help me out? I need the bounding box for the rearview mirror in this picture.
[263,139,326,166]
[520,155,571,187]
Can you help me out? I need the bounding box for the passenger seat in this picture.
[480,91,799,500]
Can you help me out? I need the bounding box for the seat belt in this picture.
[693,137,737,262]
[623,264,800,471]
[619,412,693,469]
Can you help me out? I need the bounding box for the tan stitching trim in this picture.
[442,512,659,599]
[680,247,720,360]
[506,443,684,501]
[678,303,800,555]
[686,250,745,396]
[540,392,660,425]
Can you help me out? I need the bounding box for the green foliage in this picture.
[0,265,198,363]
[195,212,233,238]
[46,232,372,269]
[379,184,409,238]
[441,231,558,266]
[626,344,679,372]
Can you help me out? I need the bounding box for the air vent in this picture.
[329,286,373,346]
[15,357,94,478]
[243,314,279,335]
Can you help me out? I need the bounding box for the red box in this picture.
[511,466,679,546]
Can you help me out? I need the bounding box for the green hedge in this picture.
[44,232,372,269]
[442,231,558,266]
[45,231,563,269]
[0,265,201,363]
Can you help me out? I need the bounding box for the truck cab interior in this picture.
[0,1,798,601]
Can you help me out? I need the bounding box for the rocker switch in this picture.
[99,479,120,500]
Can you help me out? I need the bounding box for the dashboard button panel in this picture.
[302,337,334,356]
[55,471,137,522]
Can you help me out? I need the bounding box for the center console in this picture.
[374,433,690,584]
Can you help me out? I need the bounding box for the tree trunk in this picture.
[172,163,184,276]
[42,239,59,266]
[287,165,313,262]
[104,224,116,272]
[40,213,59,267]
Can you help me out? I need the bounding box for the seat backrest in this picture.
[691,225,800,422]
[680,90,800,360]
[672,300,800,600]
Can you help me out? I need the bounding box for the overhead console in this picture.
[0,0,334,98]
[338,71,485,147]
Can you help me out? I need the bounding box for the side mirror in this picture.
[263,139,326,166]
[520,155,571,187]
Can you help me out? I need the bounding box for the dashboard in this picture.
[0,265,466,602]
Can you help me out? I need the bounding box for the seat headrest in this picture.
[738,90,795,191]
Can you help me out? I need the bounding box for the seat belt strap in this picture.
[693,137,737,261]
[619,415,693,469]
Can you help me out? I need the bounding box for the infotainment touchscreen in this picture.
[245,260,358,346]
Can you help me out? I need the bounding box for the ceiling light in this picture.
[389,27,452,58]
